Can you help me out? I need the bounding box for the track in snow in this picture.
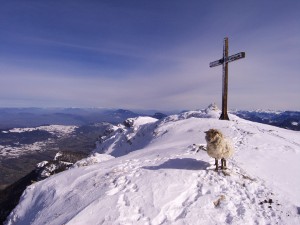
[100,149,293,225]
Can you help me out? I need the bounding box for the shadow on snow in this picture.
[143,158,210,171]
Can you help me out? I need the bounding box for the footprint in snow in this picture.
[106,176,130,196]
[117,193,147,224]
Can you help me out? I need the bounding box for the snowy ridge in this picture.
[5,106,300,225]
[96,116,159,157]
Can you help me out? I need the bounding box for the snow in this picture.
[130,116,158,128]
[5,107,300,225]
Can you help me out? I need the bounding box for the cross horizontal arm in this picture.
[209,52,245,68]
[209,59,223,68]
[226,52,245,63]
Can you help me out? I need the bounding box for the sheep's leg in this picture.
[215,159,218,171]
[221,158,227,170]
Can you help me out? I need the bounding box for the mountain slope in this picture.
[5,107,300,225]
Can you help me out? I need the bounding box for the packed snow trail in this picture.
[5,106,300,225]
[7,150,298,225]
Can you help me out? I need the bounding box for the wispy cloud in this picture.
[0,1,299,110]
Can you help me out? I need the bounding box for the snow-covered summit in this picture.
[5,107,300,225]
[164,103,220,123]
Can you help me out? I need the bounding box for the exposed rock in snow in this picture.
[36,161,48,168]
[95,116,158,157]
[73,153,114,168]
[0,150,88,225]
[35,151,88,181]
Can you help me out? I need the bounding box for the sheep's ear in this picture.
[204,131,209,134]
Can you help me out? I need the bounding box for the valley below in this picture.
[0,123,111,188]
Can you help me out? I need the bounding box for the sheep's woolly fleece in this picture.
[205,128,234,161]
[6,108,300,225]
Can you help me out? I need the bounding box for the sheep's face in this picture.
[205,129,223,143]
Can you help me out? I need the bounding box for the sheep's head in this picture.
[204,129,223,143]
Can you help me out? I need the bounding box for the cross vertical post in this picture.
[209,37,245,121]
[220,37,229,120]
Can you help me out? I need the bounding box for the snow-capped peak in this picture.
[5,109,300,225]
[163,104,221,123]
[124,116,158,129]
[206,102,219,112]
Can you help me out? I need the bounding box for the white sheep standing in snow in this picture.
[205,129,234,171]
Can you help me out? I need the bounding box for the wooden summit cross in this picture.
[209,37,245,120]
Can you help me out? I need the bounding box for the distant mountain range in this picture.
[231,110,300,131]
[0,108,169,129]
[0,107,299,131]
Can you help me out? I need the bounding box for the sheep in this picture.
[204,129,234,171]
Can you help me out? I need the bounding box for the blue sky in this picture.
[0,0,299,110]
